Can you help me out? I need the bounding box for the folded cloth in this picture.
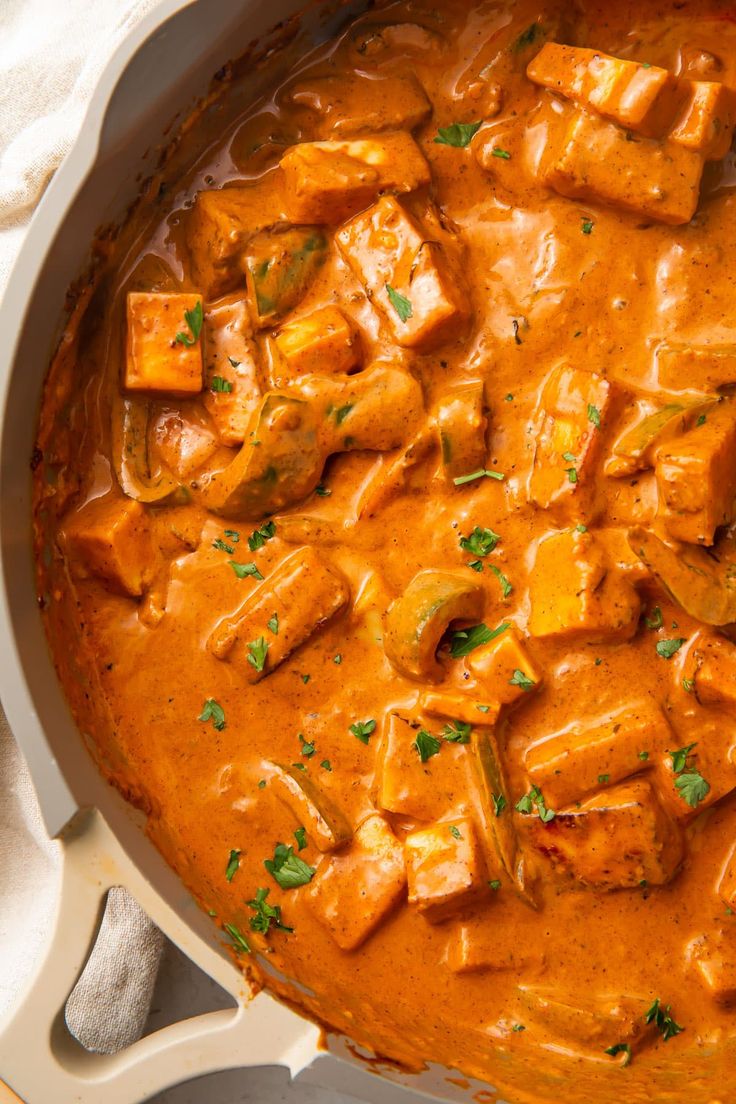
[0,0,165,1056]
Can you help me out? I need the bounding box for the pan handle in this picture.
[0,809,321,1104]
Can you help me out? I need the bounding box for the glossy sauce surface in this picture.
[33,2,736,1100]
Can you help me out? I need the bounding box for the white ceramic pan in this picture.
[0,2,504,1102]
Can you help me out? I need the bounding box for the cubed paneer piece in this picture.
[274,305,361,378]
[524,702,671,807]
[186,176,287,297]
[655,403,736,544]
[684,630,736,710]
[518,986,652,1052]
[468,627,542,706]
[420,691,500,727]
[125,293,203,396]
[150,409,218,479]
[373,714,471,822]
[202,296,262,447]
[528,529,641,641]
[669,81,736,159]
[436,382,488,483]
[268,762,352,852]
[335,196,471,351]
[279,132,430,224]
[207,546,349,681]
[59,496,154,598]
[540,109,704,225]
[305,814,406,950]
[527,44,679,137]
[405,818,487,922]
[656,342,736,393]
[717,840,736,911]
[445,918,544,975]
[687,930,736,1004]
[529,364,611,512]
[282,73,432,138]
[653,724,736,821]
[522,779,683,889]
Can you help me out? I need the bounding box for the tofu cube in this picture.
[207,546,349,681]
[125,293,203,395]
[268,762,352,852]
[655,403,736,544]
[530,364,611,513]
[203,296,262,446]
[274,305,361,378]
[151,409,218,479]
[522,779,684,889]
[405,818,487,922]
[669,81,736,160]
[518,986,652,1053]
[528,529,641,642]
[686,630,736,710]
[420,691,500,727]
[336,196,471,351]
[59,496,153,598]
[283,73,432,139]
[717,840,736,911]
[653,719,736,821]
[656,343,736,393]
[468,627,542,706]
[305,814,406,950]
[540,108,704,225]
[279,132,430,223]
[524,702,672,807]
[687,930,736,1004]
[373,713,471,822]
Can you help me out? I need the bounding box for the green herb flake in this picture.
[413,728,442,763]
[492,147,511,159]
[294,827,307,851]
[386,284,413,322]
[509,668,535,692]
[638,751,650,762]
[656,638,685,659]
[211,376,233,393]
[443,720,472,744]
[449,825,463,840]
[320,759,332,772]
[212,537,235,554]
[267,612,279,635]
[675,769,710,808]
[258,779,267,789]
[515,785,555,823]
[350,718,377,745]
[565,467,578,484]
[459,526,501,557]
[229,560,264,581]
[492,792,507,817]
[587,403,601,427]
[247,636,269,673]
[175,300,203,347]
[644,999,684,1042]
[302,674,311,684]
[453,468,506,486]
[248,520,276,551]
[247,887,293,935]
[489,879,502,890]
[198,698,226,732]
[490,564,513,597]
[645,606,663,630]
[299,733,316,759]
[576,523,588,533]
[451,621,510,658]
[335,403,354,426]
[468,559,484,572]
[682,676,696,693]
[477,704,491,713]
[598,774,610,784]
[434,121,482,148]
[224,922,251,955]
[315,484,331,497]
[581,218,594,235]
[225,849,240,882]
[264,842,316,890]
[696,413,707,427]
[670,743,696,774]
[505,393,514,402]
[513,21,543,51]
[604,1043,632,1066]
[512,1023,526,1033]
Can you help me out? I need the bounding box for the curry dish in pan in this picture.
[32,0,736,1099]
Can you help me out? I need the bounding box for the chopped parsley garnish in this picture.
[598,774,610,784]
[515,785,555,823]
[198,698,226,731]
[413,729,442,763]
[492,793,507,817]
[644,999,684,1042]
[656,638,684,659]
[459,525,501,557]
[224,922,251,955]
[248,520,276,551]
[490,564,513,597]
[334,654,342,664]
[505,393,514,402]
[212,537,235,553]
[299,734,316,758]
[247,887,293,934]
[302,674,310,684]
[682,676,695,693]
[587,403,601,427]
[211,376,233,393]
[453,468,506,486]
[670,743,696,773]
[576,523,588,533]
[258,779,267,789]
[320,759,332,771]
[565,466,578,484]
[675,769,710,808]
[696,413,707,427]
[477,704,491,713]
[468,559,484,572]
[335,403,354,425]
[267,612,279,634]
[638,750,650,761]
[509,668,535,691]
[294,827,307,851]
[264,843,316,889]
[492,147,511,159]
[449,825,463,840]
[175,300,203,346]
[434,121,482,147]
[229,561,264,581]
[489,879,502,890]
[350,719,376,744]
[247,636,269,673]
[645,606,663,630]
[443,720,472,744]
[512,1023,526,1032]
[386,284,413,322]
[450,621,510,658]
[225,849,240,882]
[581,218,594,235]
[604,1043,632,1066]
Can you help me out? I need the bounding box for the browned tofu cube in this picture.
[669,81,736,160]
[282,73,432,139]
[687,930,736,1004]
[653,722,736,821]
[523,780,683,889]
[335,196,471,351]
[59,496,154,598]
[186,177,286,297]
[656,342,736,393]
[305,814,406,950]
[717,840,736,911]
[268,762,352,852]
[405,819,487,922]
[207,547,349,681]
[151,409,218,479]
[125,293,203,396]
[202,296,262,446]
[373,713,471,822]
[524,702,672,807]
[540,109,704,225]
[468,627,542,706]
[529,363,611,513]
[655,403,736,544]
[274,305,361,378]
[420,691,500,727]
[279,132,430,224]
[684,630,736,710]
[528,529,641,642]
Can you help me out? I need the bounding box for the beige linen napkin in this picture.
[0,0,165,1054]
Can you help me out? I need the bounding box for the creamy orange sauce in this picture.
[33,2,736,1100]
